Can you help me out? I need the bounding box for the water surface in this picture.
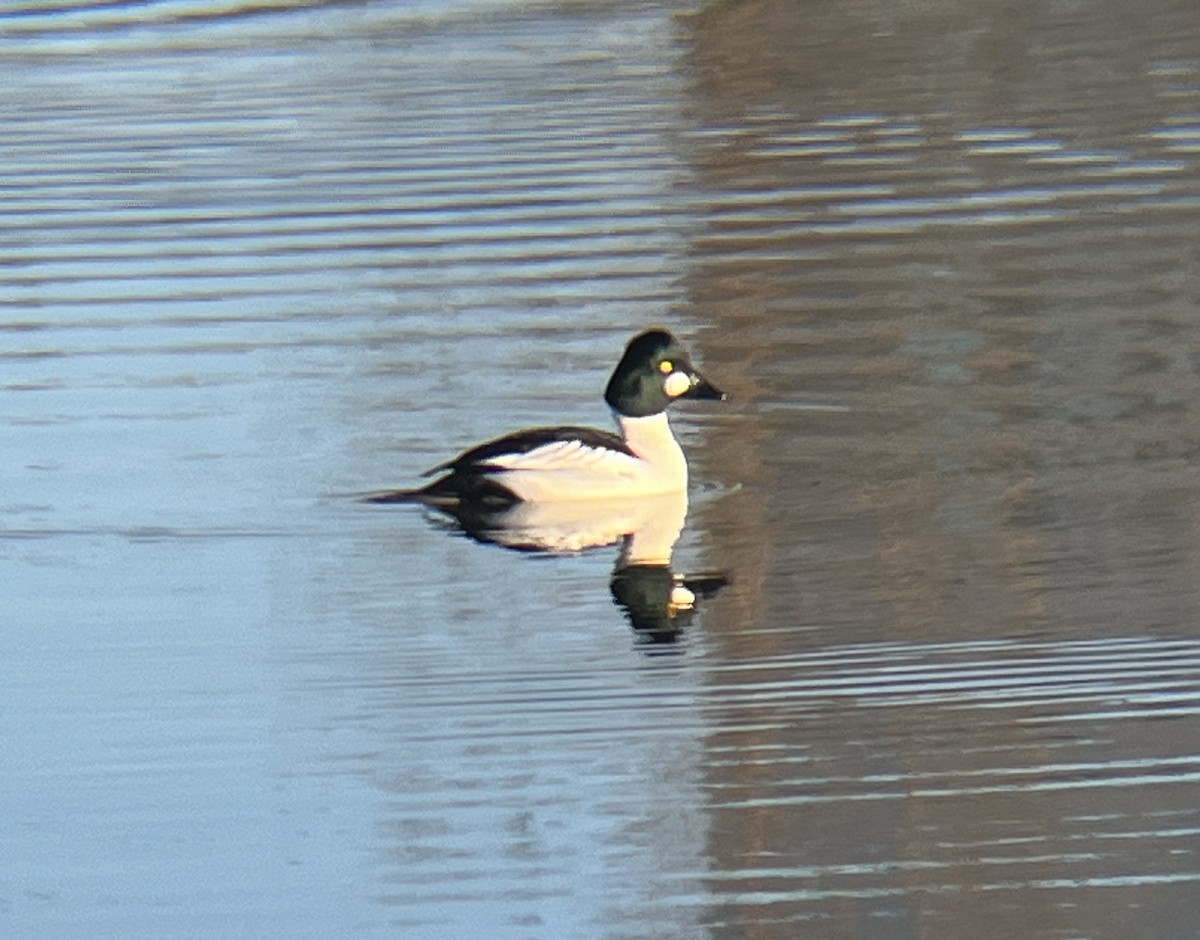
[5,0,1200,937]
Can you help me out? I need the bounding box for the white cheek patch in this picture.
[663,371,692,398]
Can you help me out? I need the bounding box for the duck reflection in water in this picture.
[409,489,727,646]
[364,329,729,644]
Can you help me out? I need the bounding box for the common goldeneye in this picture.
[367,328,725,506]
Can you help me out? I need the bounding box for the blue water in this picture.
[5,1,1200,937]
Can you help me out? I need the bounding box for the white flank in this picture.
[482,412,688,502]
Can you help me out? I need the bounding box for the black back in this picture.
[425,425,634,476]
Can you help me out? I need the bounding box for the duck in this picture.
[365,328,725,506]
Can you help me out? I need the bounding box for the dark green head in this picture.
[603,329,725,418]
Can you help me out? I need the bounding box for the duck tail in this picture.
[360,483,457,506]
[360,472,518,508]
[360,488,424,504]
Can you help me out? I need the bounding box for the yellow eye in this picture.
[658,360,674,375]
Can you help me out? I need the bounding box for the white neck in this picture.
[614,411,688,489]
